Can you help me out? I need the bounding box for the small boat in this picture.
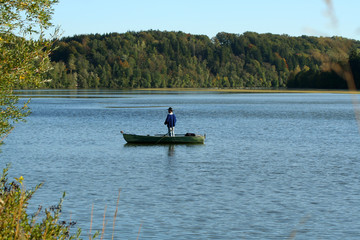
[121,131,205,144]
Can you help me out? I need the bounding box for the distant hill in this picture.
[45,30,360,89]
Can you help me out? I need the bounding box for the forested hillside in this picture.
[46,31,360,89]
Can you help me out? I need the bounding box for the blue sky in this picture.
[52,0,360,40]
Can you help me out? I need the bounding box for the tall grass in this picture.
[0,165,90,239]
[0,166,126,239]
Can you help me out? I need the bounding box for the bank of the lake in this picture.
[136,87,360,94]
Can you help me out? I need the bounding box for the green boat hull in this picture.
[122,133,205,144]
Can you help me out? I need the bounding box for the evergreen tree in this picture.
[43,31,360,90]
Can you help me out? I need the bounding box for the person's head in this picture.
[168,107,173,113]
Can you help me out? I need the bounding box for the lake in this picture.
[2,90,360,239]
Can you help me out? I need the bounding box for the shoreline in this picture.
[136,88,360,94]
[14,88,360,94]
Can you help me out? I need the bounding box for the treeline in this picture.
[45,30,360,89]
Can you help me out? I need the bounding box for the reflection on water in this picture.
[124,143,197,157]
[168,144,175,156]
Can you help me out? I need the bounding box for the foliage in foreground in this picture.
[0,165,86,239]
[0,0,58,141]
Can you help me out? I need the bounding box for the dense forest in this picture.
[45,31,360,89]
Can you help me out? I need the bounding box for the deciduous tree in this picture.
[0,0,59,142]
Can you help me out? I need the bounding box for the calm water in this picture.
[2,90,360,239]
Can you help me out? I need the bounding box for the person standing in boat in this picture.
[164,107,176,136]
